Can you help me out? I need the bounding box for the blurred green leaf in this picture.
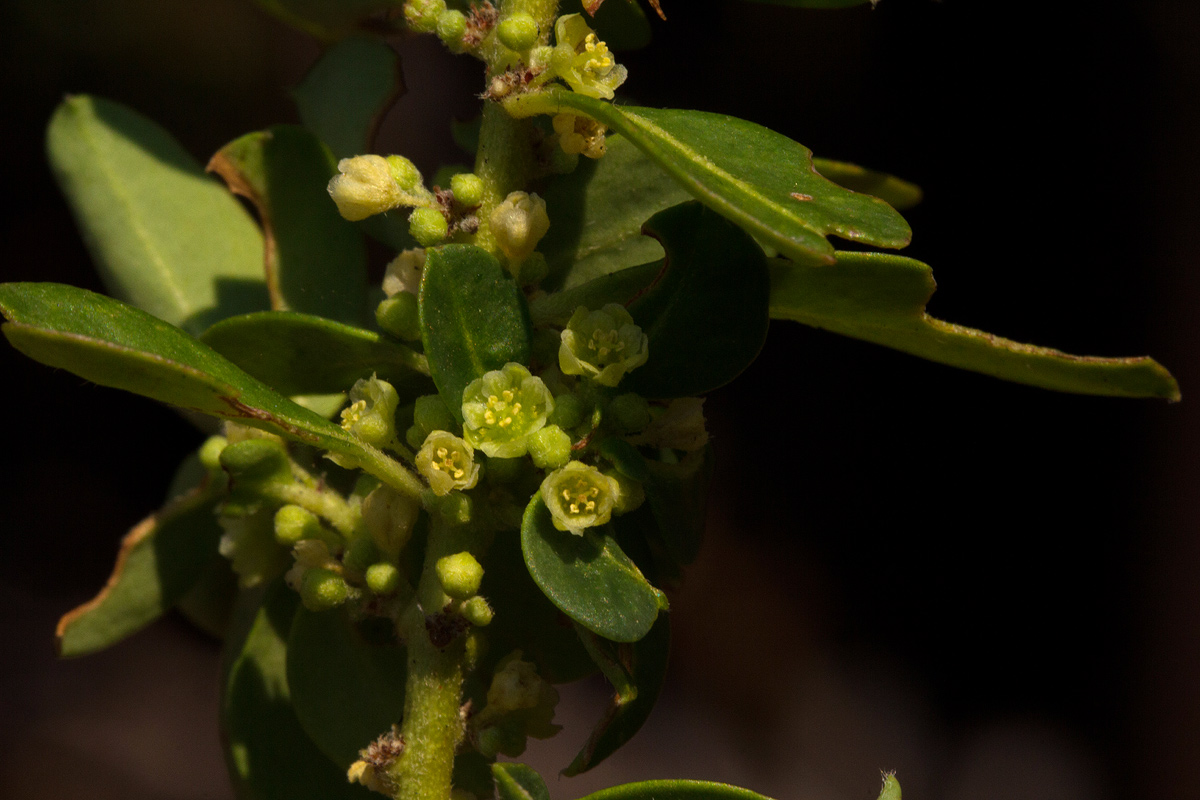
[221,582,374,799]
[55,455,225,658]
[248,0,404,40]
[493,762,550,800]
[576,781,782,800]
[46,95,268,335]
[419,245,533,422]
[201,311,431,399]
[769,253,1181,399]
[209,126,369,324]
[177,553,240,640]
[565,615,670,775]
[529,262,659,328]
[539,134,689,290]
[624,202,770,398]
[293,36,403,159]
[288,607,407,769]
[561,0,651,50]
[812,157,922,210]
[507,90,912,264]
[521,495,665,643]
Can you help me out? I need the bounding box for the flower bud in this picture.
[461,595,494,626]
[559,304,649,387]
[366,562,403,595]
[489,191,550,266]
[340,375,401,449]
[417,431,480,496]
[301,567,349,610]
[382,248,426,297]
[527,425,571,470]
[328,155,407,221]
[376,293,421,341]
[410,207,449,246]
[436,9,467,47]
[274,505,324,546]
[540,461,619,535]
[461,363,555,458]
[436,551,484,599]
[497,13,539,51]
[198,435,228,472]
[450,173,485,207]
[404,0,446,33]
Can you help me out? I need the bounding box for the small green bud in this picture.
[497,13,538,51]
[449,172,485,207]
[547,393,585,430]
[361,485,420,560]
[199,435,228,472]
[461,363,555,458]
[386,154,424,191]
[607,393,651,433]
[220,438,292,485]
[343,535,382,576]
[540,461,619,535]
[404,0,446,33]
[527,425,571,470]
[301,567,349,610]
[340,375,401,448]
[409,207,449,246]
[436,551,483,599]
[461,595,494,626]
[489,191,550,266]
[366,562,403,595]
[376,293,421,341]
[274,505,323,546]
[559,304,649,387]
[417,431,480,496]
[414,394,457,438]
[436,9,467,46]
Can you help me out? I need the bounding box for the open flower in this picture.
[416,431,480,495]
[540,461,619,535]
[550,14,627,100]
[340,375,401,449]
[559,304,649,387]
[461,363,554,458]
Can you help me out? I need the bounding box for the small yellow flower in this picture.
[416,431,480,496]
[550,14,628,100]
[540,461,619,535]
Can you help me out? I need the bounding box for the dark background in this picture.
[2,1,1198,799]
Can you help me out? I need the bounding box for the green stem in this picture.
[270,482,360,539]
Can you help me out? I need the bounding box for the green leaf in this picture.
[419,245,533,422]
[288,607,407,769]
[201,311,432,399]
[624,202,770,398]
[506,90,912,264]
[208,126,369,324]
[769,253,1181,399]
[521,495,665,643]
[55,455,226,657]
[539,133,690,290]
[177,554,240,640]
[292,36,404,159]
[247,0,403,40]
[529,261,660,328]
[812,157,922,211]
[565,615,670,775]
[576,781,782,800]
[46,95,269,335]
[221,582,374,799]
[642,446,714,569]
[493,762,550,800]
[0,283,425,494]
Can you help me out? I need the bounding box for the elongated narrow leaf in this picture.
[248,0,403,40]
[493,763,551,800]
[0,283,425,494]
[56,456,226,657]
[565,615,670,775]
[521,496,665,643]
[293,36,404,160]
[625,202,770,398]
[769,253,1180,399]
[222,582,374,800]
[46,96,269,335]
[201,311,431,399]
[506,90,911,264]
[208,126,369,324]
[577,780,781,800]
[288,607,407,769]
[419,245,533,421]
[812,157,922,210]
[540,134,690,290]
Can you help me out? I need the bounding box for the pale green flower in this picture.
[540,461,619,535]
[416,431,480,496]
[340,375,400,449]
[489,191,550,266]
[558,304,649,387]
[551,14,627,100]
[462,364,554,458]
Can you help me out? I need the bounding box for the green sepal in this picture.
[506,90,912,265]
[564,615,670,775]
[201,311,432,399]
[812,157,922,210]
[521,495,665,643]
[292,36,404,160]
[419,245,534,422]
[769,252,1181,399]
[492,762,550,800]
[208,125,369,324]
[45,95,268,335]
[0,283,425,495]
[287,606,408,769]
[624,202,770,398]
[221,581,375,799]
[55,454,227,658]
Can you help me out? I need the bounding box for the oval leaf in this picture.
[46,95,269,335]
[769,253,1180,399]
[56,455,226,657]
[521,495,665,643]
[419,245,533,422]
[624,202,770,398]
[493,762,550,800]
[288,607,407,769]
[529,261,660,328]
[565,615,670,775]
[208,126,369,324]
[506,89,912,264]
[201,311,431,399]
[0,283,425,495]
[812,157,922,211]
